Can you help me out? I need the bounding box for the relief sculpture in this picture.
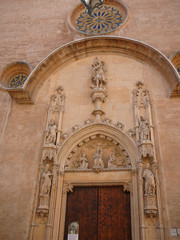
[91,57,107,90]
[93,147,104,169]
[45,120,57,145]
[139,116,150,141]
[37,164,52,217]
[143,163,155,195]
[108,150,131,169]
[40,164,52,196]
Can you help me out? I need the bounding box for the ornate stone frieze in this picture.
[64,135,131,173]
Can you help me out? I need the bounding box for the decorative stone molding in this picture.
[169,51,180,97]
[1,37,179,103]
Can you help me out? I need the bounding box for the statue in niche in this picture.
[143,163,155,195]
[91,57,107,90]
[40,164,52,196]
[139,116,150,140]
[108,150,117,168]
[93,147,104,168]
[45,120,57,145]
[49,86,64,113]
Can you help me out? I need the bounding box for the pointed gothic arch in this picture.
[47,123,140,240]
[57,123,138,171]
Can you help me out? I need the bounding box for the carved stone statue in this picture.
[143,163,155,195]
[65,151,88,170]
[45,120,57,145]
[91,57,107,90]
[49,86,64,113]
[139,116,150,140]
[78,151,88,169]
[108,150,116,168]
[93,147,104,168]
[40,164,52,196]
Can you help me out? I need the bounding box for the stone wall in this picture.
[0,1,180,240]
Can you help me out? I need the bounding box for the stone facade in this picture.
[0,1,180,240]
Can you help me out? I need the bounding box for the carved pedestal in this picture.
[138,140,154,158]
[144,195,158,218]
[37,195,49,217]
[91,89,107,122]
[42,145,57,161]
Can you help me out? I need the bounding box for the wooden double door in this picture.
[64,186,132,240]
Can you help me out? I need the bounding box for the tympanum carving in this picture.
[93,147,104,170]
[64,135,131,172]
[108,150,131,169]
[65,151,88,170]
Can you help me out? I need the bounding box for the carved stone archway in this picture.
[48,123,140,240]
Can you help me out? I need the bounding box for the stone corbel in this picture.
[123,182,131,192]
[144,195,158,218]
[63,183,74,195]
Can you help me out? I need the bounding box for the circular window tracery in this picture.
[9,74,28,88]
[76,5,124,35]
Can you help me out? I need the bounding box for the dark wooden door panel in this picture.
[64,186,131,240]
[64,187,98,240]
[98,186,131,240]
